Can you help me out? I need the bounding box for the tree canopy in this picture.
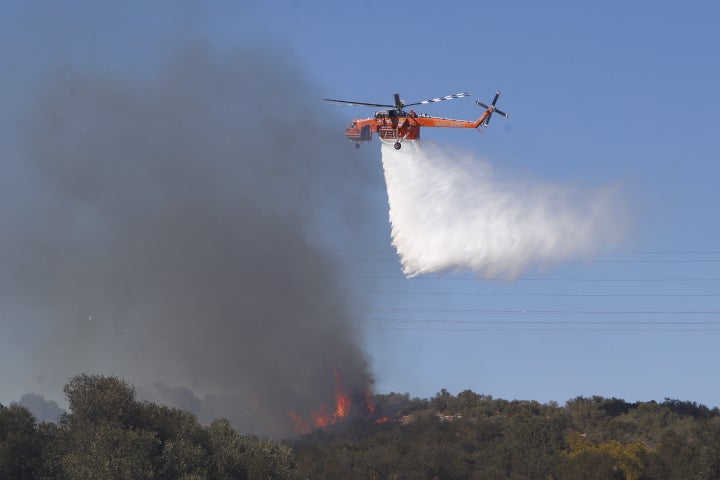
[3,375,720,479]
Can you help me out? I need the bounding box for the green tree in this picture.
[206,419,248,480]
[61,422,159,480]
[0,403,42,480]
[63,374,140,428]
[496,413,569,479]
[59,375,157,479]
[647,427,720,480]
[239,435,297,480]
[139,402,211,479]
[36,421,65,480]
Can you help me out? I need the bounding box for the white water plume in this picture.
[381,141,626,278]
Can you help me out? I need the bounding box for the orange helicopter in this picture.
[324,91,508,149]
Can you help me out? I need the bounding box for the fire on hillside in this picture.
[290,370,389,434]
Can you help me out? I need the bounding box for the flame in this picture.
[290,369,353,432]
[332,369,351,419]
[335,391,351,417]
[289,370,391,433]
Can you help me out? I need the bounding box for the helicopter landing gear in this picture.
[394,142,402,150]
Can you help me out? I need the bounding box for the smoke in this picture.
[5,44,377,437]
[17,393,64,423]
[382,141,627,278]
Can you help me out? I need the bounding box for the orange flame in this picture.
[289,370,392,433]
[290,369,354,432]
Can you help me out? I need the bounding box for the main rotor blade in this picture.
[405,92,472,107]
[323,98,394,108]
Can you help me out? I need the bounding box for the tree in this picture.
[239,435,297,480]
[647,427,720,480]
[564,432,647,480]
[139,402,211,479]
[61,423,159,480]
[206,419,248,480]
[496,414,568,479]
[0,403,42,479]
[557,448,624,480]
[63,374,140,428]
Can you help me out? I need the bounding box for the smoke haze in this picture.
[382,142,627,278]
[4,44,376,437]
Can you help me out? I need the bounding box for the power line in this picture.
[353,291,720,298]
[358,308,720,315]
[363,325,720,333]
[359,317,720,332]
[328,248,720,256]
[350,275,720,282]
[343,257,720,264]
[362,319,720,325]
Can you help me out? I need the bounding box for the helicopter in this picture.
[324,91,508,149]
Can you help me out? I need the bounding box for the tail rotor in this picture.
[477,91,509,127]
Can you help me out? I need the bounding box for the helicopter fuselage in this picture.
[344,110,487,144]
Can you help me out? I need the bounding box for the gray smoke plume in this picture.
[5,44,377,437]
[17,393,64,423]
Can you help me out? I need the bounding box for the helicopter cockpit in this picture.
[374,109,407,119]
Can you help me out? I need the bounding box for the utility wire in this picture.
[353,291,720,298]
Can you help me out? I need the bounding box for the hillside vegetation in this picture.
[3,376,720,479]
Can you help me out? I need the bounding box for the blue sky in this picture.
[3,0,720,410]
